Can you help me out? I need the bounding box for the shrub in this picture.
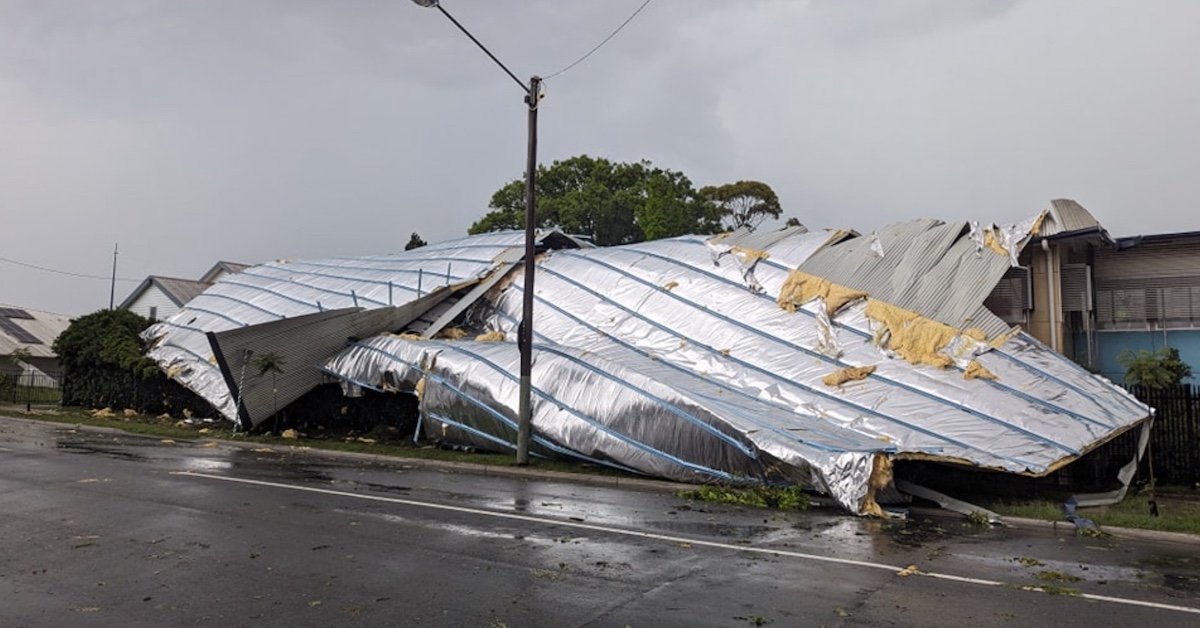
[52,309,211,415]
[1118,347,1193,389]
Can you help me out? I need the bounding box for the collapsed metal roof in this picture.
[145,214,1150,514]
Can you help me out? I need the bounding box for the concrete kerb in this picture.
[227,437,698,494]
[4,413,1196,543]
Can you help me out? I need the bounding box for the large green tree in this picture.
[700,180,783,231]
[469,155,721,246]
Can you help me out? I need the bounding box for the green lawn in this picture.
[986,491,1200,535]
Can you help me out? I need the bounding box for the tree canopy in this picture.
[468,155,723,246]
[53,308,158,379]
[404,232,427,251]
[52,308,210,414]
[700,180,783,231]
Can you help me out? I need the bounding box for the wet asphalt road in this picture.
[1,416,1198,628]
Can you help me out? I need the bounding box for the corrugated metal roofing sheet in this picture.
[796,219,1019,339]
[1039,198,1104,238]
[143,218,1150,515]
[144,231,569,419]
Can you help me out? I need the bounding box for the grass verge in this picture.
[1,405,635,478]
[985,491,1200,535]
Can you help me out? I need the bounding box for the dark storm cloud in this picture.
[1,1,1197,315]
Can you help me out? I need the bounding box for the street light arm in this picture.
[417,2,530,95]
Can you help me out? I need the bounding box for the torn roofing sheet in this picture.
[143,231,574,420]
[144,215,1150,514]
[321,216,1149,514]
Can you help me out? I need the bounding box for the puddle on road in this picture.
[56,441,148,462]
[1163,573,1199,591]
[1141,554,1199,592]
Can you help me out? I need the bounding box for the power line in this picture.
[542,0,654,80]
[0,256,141,283]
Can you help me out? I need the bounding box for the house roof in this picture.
[119,276,212,310]
[199,261,252,283]
[119,261,252,313]
[0,303,71,358]
[1035,198,1111,241]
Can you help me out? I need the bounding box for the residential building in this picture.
[0,304,71,384]
[120,261,249,321]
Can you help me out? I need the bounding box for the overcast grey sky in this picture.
[3,0,1198,316]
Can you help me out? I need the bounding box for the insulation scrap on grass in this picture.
[142,214,1151,516]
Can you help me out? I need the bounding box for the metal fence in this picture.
[0,370,63,406]
[1096,384,1200,487]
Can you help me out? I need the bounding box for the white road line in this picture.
[175,471,1200,616]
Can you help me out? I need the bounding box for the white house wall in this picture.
[127,286,180,321]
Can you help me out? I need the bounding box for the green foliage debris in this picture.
[676,484,810,511]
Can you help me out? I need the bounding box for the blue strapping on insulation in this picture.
[566,248,1080,455]
[346,341,737,480]
[174,304,253,328]
[237,268,395,306]
[456,340,759,459]
[323,358,665,476]
[426,411,644,474]
[190,292,286,320]
[529,264,1044,470]
[649,239,1124,430]
[422,340,753,478]
[215,278,328,312]
[497,293,883,454]
[262,260,473,289]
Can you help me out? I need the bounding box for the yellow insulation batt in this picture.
[864,299,957,369]
[982,229,1010,257]
[777,270,868,316]
[963,360,999,381]
[1029,209,1049,236]
[475,330,506,342]
[963,328,987,342]
[822,364,877,387]
[436,327,468,340]
[860,453,894,517]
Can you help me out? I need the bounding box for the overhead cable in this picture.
[542,0,654,80]
[0,256,140,282]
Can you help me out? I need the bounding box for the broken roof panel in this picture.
[320,219,1148,513]
[146,214,1150,515]
[144,231,570,419]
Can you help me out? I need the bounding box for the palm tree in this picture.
[252,352,286,433]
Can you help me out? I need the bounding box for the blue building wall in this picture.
[1075,329,1200,385]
